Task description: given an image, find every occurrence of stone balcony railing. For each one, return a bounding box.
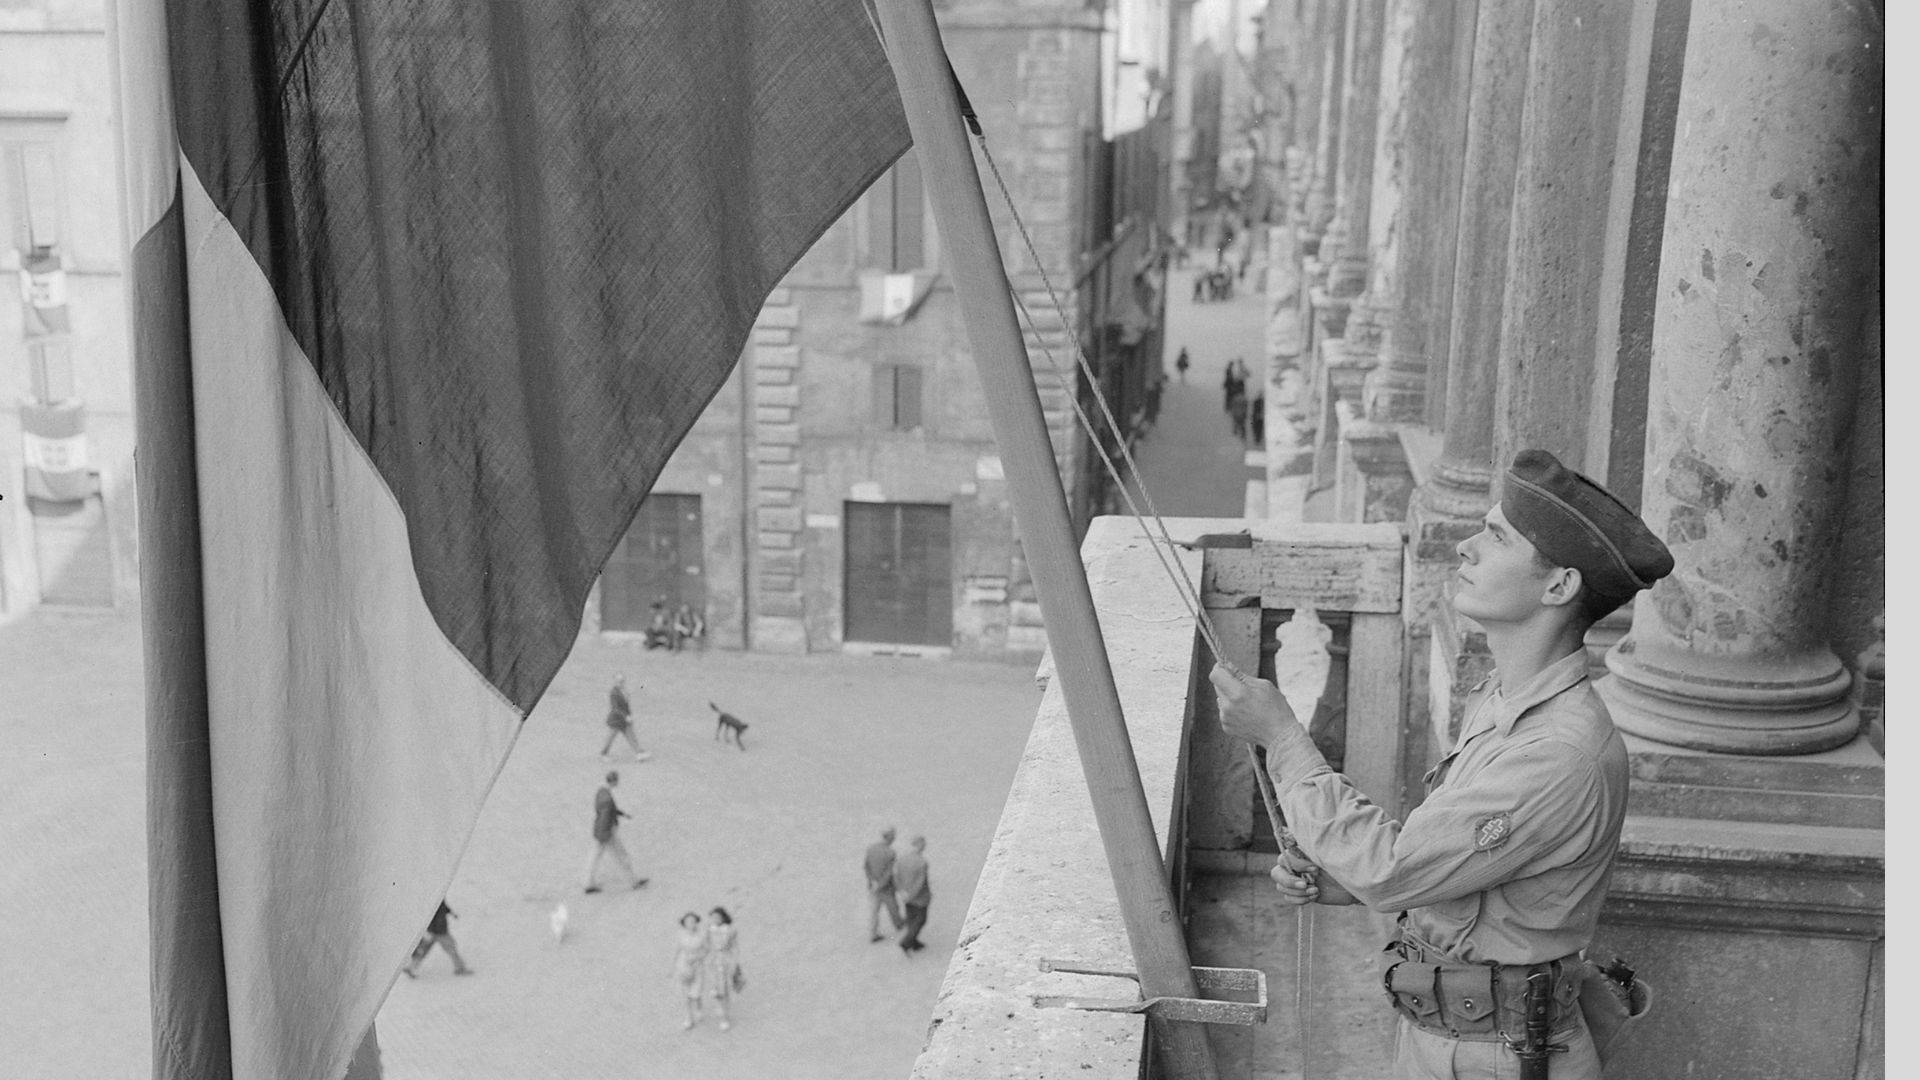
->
[906,517,1201,1078]
[908,516,1406,1079]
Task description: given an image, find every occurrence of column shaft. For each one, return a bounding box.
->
[1419,0,1532,518]
[1303,0,1347,246]
[1325,0,1387,298]
[1363,0,1475,424]
[1491,0,1636,473]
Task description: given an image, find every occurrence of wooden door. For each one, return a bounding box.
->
[600,493,703,632]
[843,502,951,646]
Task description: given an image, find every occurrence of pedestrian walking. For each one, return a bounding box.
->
[1250,393,1266,447]
[402,899,472,978]
[894,835,931,955]
[1222,362,1244,414]
[671,911,709,1030]
[702,906,743,1030]
[583,770,648,893]
[1211,449,1675,1080]
[1174,347,1190,383]
[600,675,650,760]
[864,827,903,942]
[1228,391,1250,443]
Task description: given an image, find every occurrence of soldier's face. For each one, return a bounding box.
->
[1452,504,1555,627]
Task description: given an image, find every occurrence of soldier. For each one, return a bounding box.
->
[1213,449,1672,1080]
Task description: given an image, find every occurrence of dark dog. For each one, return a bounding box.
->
[710,702,748,750]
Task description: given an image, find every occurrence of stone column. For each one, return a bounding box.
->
[1328,0,1411,522]
[1402,0,1532,760]
[1490,0,1636,472]
[1322,0,1386,299]
[1301,0,1347,247]
[1336,0,1407,371]
[1286,0,1325,221]
[1600,0,1879,756]
[1412,0,1530,525]
[1362,0,1476,425]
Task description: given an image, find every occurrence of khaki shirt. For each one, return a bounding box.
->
[1273,649,1628,965]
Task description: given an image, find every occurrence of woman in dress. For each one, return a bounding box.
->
[702,906,742,1031]
[670,911,708,1029]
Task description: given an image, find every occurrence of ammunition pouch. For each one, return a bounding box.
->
[1383,935,1580,1044]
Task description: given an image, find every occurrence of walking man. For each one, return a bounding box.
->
[864,827,903,942]
[1175,348,1191,383]
[1212,450,1673,1079]
[894,835,931,954]
[600,674,649,760]
[583,770,648,893]
[402,899,472,977]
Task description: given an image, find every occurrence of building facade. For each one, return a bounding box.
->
[587,0,1177,659]
[0,0,136,616]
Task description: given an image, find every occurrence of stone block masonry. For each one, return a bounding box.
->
[749,292,809,653]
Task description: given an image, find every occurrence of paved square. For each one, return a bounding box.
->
[1,609,1040,1080]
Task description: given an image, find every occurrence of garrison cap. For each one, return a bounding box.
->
[1501,449,1673,603]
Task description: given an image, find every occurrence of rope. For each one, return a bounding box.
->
[971,132,1235,670]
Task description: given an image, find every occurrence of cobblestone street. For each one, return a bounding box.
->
[1,609,1039,1080]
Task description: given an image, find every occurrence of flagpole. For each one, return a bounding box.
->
[871,3,1219,1076]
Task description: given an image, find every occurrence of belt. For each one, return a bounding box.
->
[1383,933,1581,1044]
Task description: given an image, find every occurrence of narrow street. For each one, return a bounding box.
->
[1126,241,1270,520]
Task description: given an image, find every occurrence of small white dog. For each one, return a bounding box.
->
[550,903,569,943]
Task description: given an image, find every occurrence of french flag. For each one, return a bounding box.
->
[115,2,909,1076]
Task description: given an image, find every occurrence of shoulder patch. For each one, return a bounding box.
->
[1472,812,1514,852]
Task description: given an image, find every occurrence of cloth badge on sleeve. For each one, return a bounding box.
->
[1473,812,1514,852]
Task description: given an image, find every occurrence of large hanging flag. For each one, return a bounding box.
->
[116,2,909,1077]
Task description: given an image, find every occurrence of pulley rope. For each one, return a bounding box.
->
[971,132,1234,670]
[975,122,1317,1080]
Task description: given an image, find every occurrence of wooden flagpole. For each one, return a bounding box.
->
[870,2,1219,1076]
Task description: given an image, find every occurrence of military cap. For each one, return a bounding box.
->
[1501,449,1674,603]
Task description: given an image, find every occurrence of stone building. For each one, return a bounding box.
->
[587,0,1177,659]
[909,2,1883,1078]
[0,0,1178,662]
[0,0,137,615]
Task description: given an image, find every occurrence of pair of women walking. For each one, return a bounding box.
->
[671,906,743,1030]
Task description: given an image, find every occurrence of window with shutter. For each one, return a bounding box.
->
[894,364,923,429]
[865,150,926,271]
[873,363,924,431]
[1,135,62,256]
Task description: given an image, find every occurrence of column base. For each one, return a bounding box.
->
[1600,640,1859,755]
[1329,252,1369,299]
[1334,414,1413,524]
[1361,355,1428,424]
[1409,455,1494,523]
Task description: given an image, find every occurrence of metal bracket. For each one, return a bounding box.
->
[1031,959,1268,1026]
